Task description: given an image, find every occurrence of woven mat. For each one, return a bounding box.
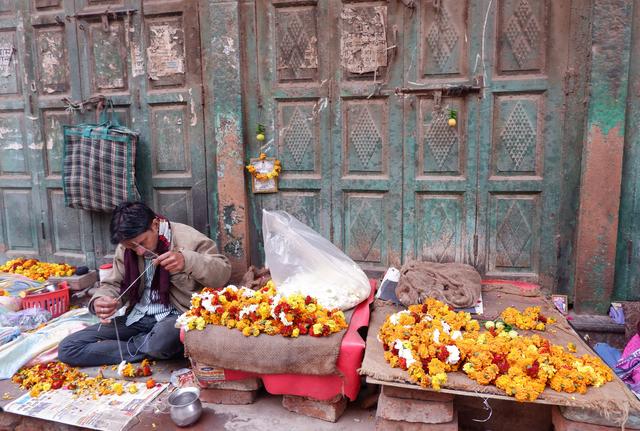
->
[360,284,640,425]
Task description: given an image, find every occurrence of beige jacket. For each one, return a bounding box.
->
[89,222,231,313]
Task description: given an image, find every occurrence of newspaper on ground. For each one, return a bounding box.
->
[3,382,167,431]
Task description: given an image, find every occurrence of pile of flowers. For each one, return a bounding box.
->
[12,361,155,399]
[379,299,613,402]
[177,281,348,337]
[119,359,153,377]
[0,258,75,281]
[498,306,555,330]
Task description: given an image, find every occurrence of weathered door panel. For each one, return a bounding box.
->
[252,0,333,243]
[73,0,208,264]
[401,0,481,267]
[331,0,404,273]
[24,0,95,266]
[0,2,48,262]
[475,0,568,288]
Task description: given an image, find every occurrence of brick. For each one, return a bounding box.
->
[375,412,458,431]
[282,394,348,423]
[560,406,640,430]
[382,385,455,403]
[204,378,262,391]
[199,388,257,405]
[552,406,630,431]
[377,391,454,424]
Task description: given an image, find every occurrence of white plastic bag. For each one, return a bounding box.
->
[262,210,370,310]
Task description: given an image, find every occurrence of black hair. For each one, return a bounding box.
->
[110,201,156,245]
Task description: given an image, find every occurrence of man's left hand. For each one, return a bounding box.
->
[155,251,185,273]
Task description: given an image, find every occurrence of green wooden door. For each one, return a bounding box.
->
[249,0,570,288]
[0,0,209,267]
[402,0,570,289]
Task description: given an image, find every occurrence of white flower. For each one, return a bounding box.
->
[393,339,416,367]
[241,288,255,298]
[433,328,441,344]
[239,304,258,320]
[445,345,460,365]
[442,321,451,334]
[389,310,410,325]
[279,311,293,326]
[451,330,462,340]
[202,294,220,313]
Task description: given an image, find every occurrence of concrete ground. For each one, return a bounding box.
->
[132,392,377,431]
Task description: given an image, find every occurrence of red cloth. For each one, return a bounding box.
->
[182,280,376,401]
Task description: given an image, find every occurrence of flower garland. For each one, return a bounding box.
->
[246,153,282,181]
[0,258,75,281]
[498,306,555,330]
[378,299,612,401]
[177,281,348,338]
[11,361,156,399]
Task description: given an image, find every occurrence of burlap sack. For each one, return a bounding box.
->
[395,261,481,308]
[184,309,353,376]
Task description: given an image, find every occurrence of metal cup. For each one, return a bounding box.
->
[167,387,202,427]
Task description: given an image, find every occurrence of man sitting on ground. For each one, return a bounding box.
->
[59,201,231,366]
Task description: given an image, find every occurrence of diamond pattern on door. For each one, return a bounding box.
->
[350,106,382,168]
[425,111,458,170]
[496,200,532,267]
[505,0,540,67]
[347,195,383,263]
[283,107,312,166]
[500,102,534,169]
[424,203,456,262]
[426,6,459,70]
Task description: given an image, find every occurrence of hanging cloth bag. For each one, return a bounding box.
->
[62,101,140,211]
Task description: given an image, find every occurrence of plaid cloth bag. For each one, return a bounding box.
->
[62,107,140,211]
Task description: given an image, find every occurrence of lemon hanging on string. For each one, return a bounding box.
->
[256,124,266,142]
[448,109,458,127]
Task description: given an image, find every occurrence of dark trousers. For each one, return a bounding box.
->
[58,314,183,367]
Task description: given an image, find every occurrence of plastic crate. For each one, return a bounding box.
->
[21,282,70,318]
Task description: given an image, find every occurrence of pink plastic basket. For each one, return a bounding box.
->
[21,282,70,318]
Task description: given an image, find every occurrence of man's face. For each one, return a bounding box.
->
[121,219,159,258]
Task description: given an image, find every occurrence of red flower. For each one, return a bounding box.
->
[437,345,449,362]
[305,295,313,305]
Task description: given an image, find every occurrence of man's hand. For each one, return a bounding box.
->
[94,296,119,324]
[155,250,185,273]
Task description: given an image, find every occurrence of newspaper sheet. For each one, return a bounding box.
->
[3,382,167,431]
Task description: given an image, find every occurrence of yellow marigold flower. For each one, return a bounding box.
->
[292,328,300,337]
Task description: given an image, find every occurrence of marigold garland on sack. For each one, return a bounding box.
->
[11,360,154,399]
[378,299,613,401]
[177,281,348,337]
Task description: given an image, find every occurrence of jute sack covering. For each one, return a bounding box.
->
[184,309,352,376]
[395,261,481,308]
[360,283,640,428]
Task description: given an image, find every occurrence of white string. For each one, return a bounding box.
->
[472,397,493,422]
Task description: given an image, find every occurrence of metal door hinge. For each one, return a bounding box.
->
[41,222,46,240]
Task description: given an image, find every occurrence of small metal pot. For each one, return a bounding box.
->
[168,387,202,427]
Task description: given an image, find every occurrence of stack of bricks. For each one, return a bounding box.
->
[198,377,261,405]
[552,406,640,431]
[282,394,348,422]
[375,385,458,430]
